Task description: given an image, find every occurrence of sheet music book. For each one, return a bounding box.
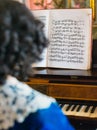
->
[32,9,92,70]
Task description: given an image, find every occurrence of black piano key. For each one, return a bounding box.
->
[84,105,90,112]
[76,105,82,112]
[91,106,96,113]
[65,104,72,111]
[71,105,77,111]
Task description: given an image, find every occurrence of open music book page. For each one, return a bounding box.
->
[32,10,49,67]
[32,9,92,70]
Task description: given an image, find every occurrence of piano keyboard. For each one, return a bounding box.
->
[60,103,97,118]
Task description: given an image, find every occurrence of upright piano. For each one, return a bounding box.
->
[26,68,97,130]
[26,40,97,130]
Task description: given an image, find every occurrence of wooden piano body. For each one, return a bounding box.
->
[26,68,97,130]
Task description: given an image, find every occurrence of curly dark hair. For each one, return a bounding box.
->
[0,0,49,84]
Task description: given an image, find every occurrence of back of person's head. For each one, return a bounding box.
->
[0,0,48,84]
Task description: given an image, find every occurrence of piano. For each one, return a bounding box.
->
[26,68,97,130]
[26,40,97,130]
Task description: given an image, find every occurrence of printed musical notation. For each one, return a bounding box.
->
[48,19,85,64]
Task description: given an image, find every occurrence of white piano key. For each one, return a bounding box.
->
[65,104,79,116]
[90,107,97,118]
[62,104,80,116]
[62,104,70,115]
[59,104,62,108]
[69,105,80,116]
[64,105,75,115]
[83,106,93,117]
[75,105,87,117]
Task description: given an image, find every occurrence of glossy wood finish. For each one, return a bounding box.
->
[26,68,97,101]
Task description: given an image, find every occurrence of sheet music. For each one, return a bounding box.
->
[47,9,92,70]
